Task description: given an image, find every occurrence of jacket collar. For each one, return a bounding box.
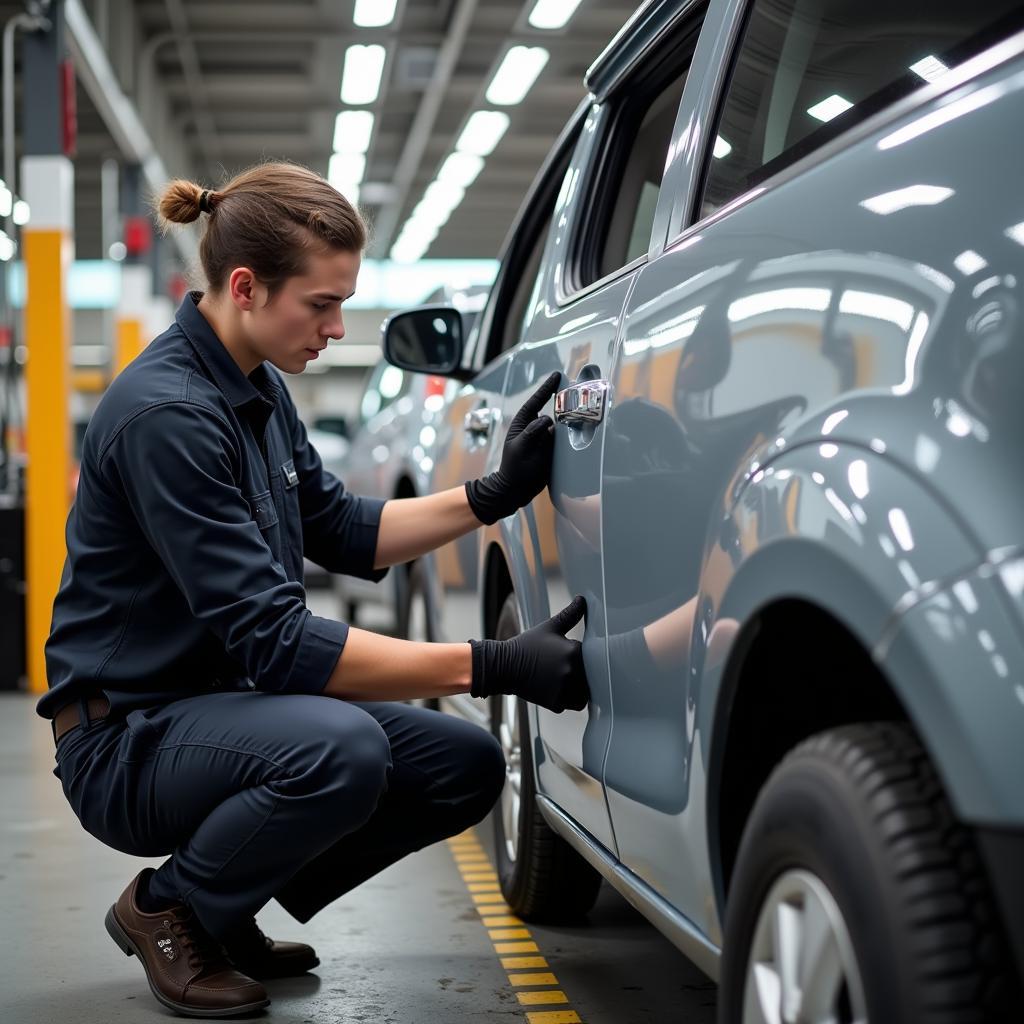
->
[175,291,282,410]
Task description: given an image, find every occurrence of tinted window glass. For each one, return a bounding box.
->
[479,129,579,365]
[579,20,703,287]
[701,1,1023,218]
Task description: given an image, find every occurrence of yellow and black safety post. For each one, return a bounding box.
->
[21,0,74,693]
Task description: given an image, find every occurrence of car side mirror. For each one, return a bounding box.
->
[381,305,471,380]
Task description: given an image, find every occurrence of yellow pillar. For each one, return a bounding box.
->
[114,264,151,375]
[114,317,143,375]
[23,154,74,693]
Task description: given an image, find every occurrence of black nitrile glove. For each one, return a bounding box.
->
[469,596,589,713]
[465,371,561,525]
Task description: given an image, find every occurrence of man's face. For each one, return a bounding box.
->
[245,247,361,375]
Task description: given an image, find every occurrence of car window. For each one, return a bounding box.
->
[498,209,551,357]
[358,361,408,423]
[575,15,706,289]
[478,128,579,366]
[699,0,1023,219]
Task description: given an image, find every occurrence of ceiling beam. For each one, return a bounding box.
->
[162,0,223,172]
[64,0,196,262]
[367,0,480,257]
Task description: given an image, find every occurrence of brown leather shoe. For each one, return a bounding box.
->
[105,869,269,1018]
[221,917,320,979]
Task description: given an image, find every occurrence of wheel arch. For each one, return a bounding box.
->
[700,444,988,923]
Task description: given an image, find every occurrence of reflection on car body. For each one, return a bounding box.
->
[380,1,1024,1020]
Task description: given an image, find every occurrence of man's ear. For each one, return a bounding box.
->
[228,267,257,311]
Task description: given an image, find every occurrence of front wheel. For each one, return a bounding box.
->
[490,592,601,921]
[719,723,1017,1024]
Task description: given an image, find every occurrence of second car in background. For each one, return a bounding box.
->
[332,284,489,639]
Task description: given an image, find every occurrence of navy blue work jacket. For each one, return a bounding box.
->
[38,292,387,720]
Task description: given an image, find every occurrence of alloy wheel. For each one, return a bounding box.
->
[743,868,867,1024]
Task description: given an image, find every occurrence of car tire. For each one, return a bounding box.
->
[399,561,439,711]
[719,722,1016,1024]
[490,592,602,922]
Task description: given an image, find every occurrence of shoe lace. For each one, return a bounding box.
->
[165,911,228,972]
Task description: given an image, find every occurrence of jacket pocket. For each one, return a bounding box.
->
[243,488,279,531]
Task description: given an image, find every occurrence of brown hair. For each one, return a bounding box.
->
[155,161,366,297]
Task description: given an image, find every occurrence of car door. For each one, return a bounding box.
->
[341,359,412,500]
[601,0,1021,940]
[424,125,583,668]
[497,5,710,853]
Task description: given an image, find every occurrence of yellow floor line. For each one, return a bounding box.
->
[446,829,586,1024]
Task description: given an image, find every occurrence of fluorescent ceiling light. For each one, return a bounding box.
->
[12,200,29,225]
[328,154,364,205]
[333,111,374,153]
[807,94,853,122]
[354,0,397,27]
[339,184,361,206]
[860,184,954,215]
[0,231,14,262]
[341,44,386,105]
[1005,222,1024,247]
[329,152,365,187]
[397,219,439,248]
[713,135,732,159]
[392,233,431,264]
[437,152,484,188]
[485,46,549,106]
[408,202,452,231]
[910,55,948,83]
[456,111,510,157]
[953,250,987,275]
[424,180,465,212]
[528,0,583,30]
[0,181,10,218]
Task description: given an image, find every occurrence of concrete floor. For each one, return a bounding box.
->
[1,598,717,1022]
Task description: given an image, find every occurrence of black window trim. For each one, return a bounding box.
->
[469,110,585,373]
[558,5,708,307]
[665,2,1024,249]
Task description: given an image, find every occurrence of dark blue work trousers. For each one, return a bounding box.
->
[53,693,506,941]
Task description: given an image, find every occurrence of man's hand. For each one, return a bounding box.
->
[468,596,589,713]
[465,371,561,525]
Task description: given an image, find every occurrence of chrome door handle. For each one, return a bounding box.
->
[555,380,609,425]
[463,407,496,439]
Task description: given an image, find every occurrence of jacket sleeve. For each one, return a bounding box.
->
[282,392,389,581]
[104,400,348,695]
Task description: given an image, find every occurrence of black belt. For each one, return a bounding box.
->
[53,694,111,744]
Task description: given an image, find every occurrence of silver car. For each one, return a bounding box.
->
[333,285,488,640]
[380,1,1024,1020]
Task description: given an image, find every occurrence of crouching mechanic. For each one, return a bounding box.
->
[37,162,589,1018]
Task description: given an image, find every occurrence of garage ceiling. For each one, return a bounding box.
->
[1,0,641,264]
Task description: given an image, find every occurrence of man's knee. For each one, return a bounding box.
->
[461,726,506,817]
[295,700,392,817]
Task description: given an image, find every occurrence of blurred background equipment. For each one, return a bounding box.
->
[0,0,640,695]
